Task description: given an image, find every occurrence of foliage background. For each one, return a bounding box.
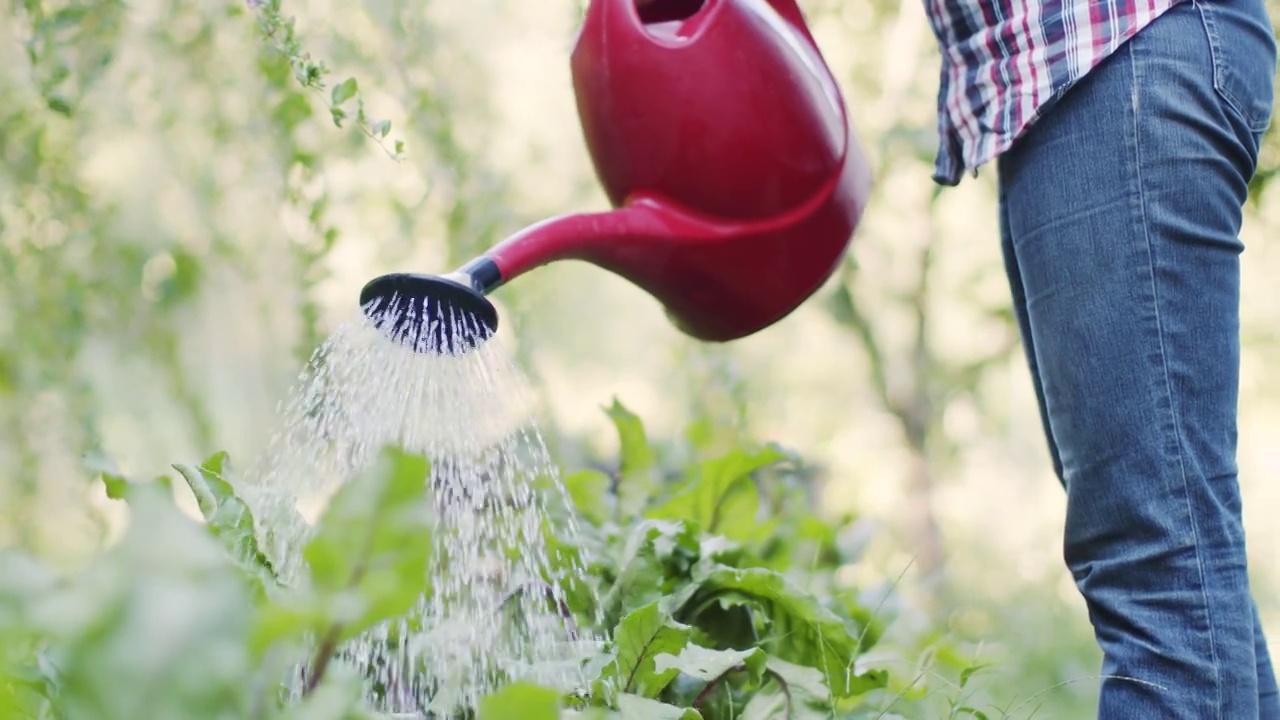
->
[2,0,1278,716]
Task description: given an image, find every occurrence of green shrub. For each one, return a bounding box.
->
[0,399,943,719]
[531,400,893,719]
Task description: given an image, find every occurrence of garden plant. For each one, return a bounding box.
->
[0,401,997,720]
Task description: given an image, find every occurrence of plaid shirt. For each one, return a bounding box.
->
[925,0,1185,185]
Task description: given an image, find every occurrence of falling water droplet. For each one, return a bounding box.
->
[236,300,604,716]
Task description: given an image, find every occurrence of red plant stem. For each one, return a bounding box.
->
[302,624,344,696]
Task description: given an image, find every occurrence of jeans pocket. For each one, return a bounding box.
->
[1196,0,1278,135]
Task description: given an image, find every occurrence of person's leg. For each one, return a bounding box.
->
[1003,171,1279,720]
[998,192,1063,485]
[995,1,1277,717]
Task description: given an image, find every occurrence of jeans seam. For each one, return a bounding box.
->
[1126,39,1224,717]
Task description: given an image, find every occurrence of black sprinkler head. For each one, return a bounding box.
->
[359,268,500,355]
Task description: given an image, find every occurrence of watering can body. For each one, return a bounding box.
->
[486,0,872,342]
[361,0,872,351]
[575,0,849,222]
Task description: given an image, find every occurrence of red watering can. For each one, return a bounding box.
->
[361,0,873,354]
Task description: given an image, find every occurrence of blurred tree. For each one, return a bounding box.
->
[811,0,1019,601]
[0,0,521,560]
[2,0,134,553]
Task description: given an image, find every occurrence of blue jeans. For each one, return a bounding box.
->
[996,1,1279,717]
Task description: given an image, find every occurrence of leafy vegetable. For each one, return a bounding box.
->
[740,656,836,720]
[479,681,562,720]
[653,643,767,685]
[253,447,435,675]
[173,451,281,597]
[563,469,613,526]
[546,402,897,718]
[680,565,887,697]
[0,402,928,719]
[606,398,659,518]
[302,447,433,634]
[604,601,692,698]
[616,694,700,719]
[648,445,788,541]
[29,484,257,720]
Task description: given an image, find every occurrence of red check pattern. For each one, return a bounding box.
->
[924,0,1184,185]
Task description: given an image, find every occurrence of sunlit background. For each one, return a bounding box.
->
[2,0,1278,715]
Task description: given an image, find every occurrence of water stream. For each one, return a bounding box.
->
[238,302,601,716]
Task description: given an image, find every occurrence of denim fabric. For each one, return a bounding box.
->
[994,0,1279,717]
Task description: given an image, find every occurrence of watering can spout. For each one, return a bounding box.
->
[360,0,873,354]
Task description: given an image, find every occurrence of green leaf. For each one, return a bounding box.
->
[100,474,129,499]
[279,665,371,720]
[958,662,991,689]
[272,90,313,130]
[741,656,833,720]
[606,601,692,698]
[85,449,170,500]
[83,448,127,497]
[172,451,224,517]
[302,446,433,640]
[563,710,617,720]
[740,688,790,720]
[605,399,657,516]
[617,694,700,719]
[648,445,787,541]
[330,76,357,105]
[172,452,280,596]
[249,598,330,657]
[653,643,766,685]
[609,520,700,615]
[479,681,562,720]
[46,94,72,116]
[762,656,829,699]
[680,589,761,651]
[31,484,254,720]
[700,535,747,566]
[681,566,887,698]
[371,119,391,138]
[564,469,612,525]
[49,5,90,28]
